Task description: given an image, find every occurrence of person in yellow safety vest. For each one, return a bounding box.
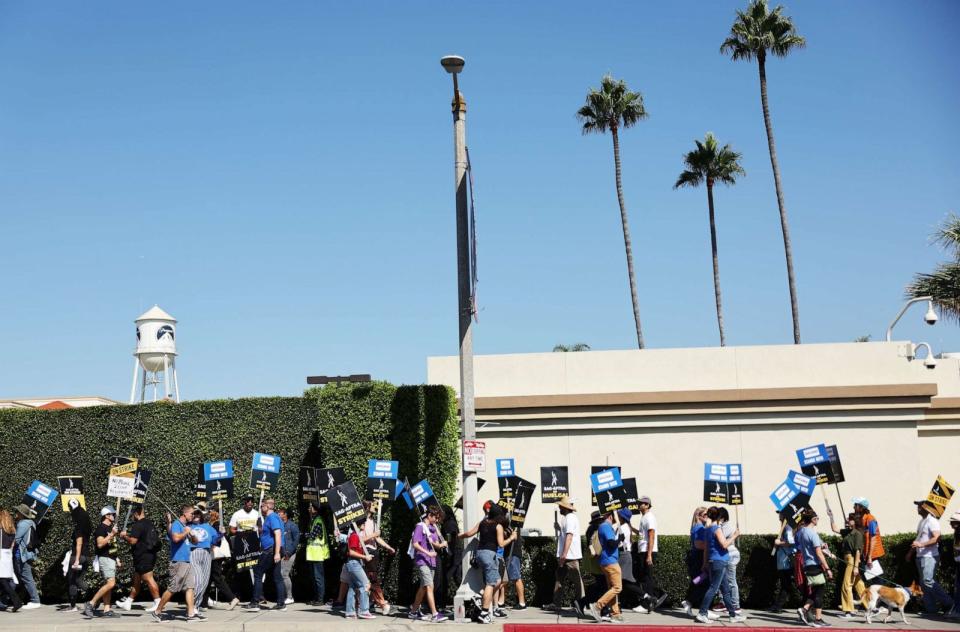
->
[305,501,331,606]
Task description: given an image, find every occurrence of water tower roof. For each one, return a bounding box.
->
[135,305,176,323]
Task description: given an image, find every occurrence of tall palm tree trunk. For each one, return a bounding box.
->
[758,55,801,344]
[706,181,726,346]
[611,126,644,349]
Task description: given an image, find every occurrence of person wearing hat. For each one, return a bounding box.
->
[228,494,260,600]
[852,497,884,581]
[635,495,667,613]
[908,500,954,615]
[304,501,331,606]
[551,496,585,615]
[13,504,41,609]
[949,511,960,619]
[83,506,121,619]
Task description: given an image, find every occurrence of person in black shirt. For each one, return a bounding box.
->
[117,505,161,612]
[66,500,92,612]
[83,506,121,619]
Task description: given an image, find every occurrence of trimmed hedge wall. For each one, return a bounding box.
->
[0,383,460,605]
[513,532,956,611]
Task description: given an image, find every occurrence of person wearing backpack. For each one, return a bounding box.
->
[13,505,41,609]
[117,505,161,612]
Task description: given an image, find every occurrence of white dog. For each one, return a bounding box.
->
[859,584,911,625]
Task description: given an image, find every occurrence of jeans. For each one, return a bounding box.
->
[635,552,666,608]
[722,560,740,610]
[699,559,736,617]
[280,557,294,601]
[596,563,622,616]
[15,557,40,603]
[252,551,285,605]
[916,556,954,613]
[344,559,369,616]
[309,560,325,603]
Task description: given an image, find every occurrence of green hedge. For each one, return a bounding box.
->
[0,383,460,605]
[513,532,956,611]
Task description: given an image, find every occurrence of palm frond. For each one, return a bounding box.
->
[576,74,647,135]
[907,263,960,324]
[721,0,804,62]
[674,133,745,190]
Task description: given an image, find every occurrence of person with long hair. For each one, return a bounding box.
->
[768,511,799,613]
[717,507,742,615]
[202,509,239,610]
[0,509,22,612]
[359,501,395,615]
[681,506,710,616]
[459,502,516,624]
[796,509,833,627]
[694,507,744,624]
[65,499,92,612]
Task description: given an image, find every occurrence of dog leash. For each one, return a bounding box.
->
[824,550,910,591]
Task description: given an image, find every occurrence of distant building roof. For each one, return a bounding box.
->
[0,396,120,410]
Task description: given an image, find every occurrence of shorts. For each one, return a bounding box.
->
[475,549,500,586]
[168,561,193,593]
[416,564,435,587]
[507,555,521,582]
[98,557,117,580]
[134,555,156,574]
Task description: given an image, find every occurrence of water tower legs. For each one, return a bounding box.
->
[129,357,140,404]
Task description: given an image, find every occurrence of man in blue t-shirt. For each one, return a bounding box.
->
[587,512,622,622]
[245,498,286,612]
[151,505,201,623]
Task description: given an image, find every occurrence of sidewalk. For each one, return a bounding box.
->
[0,602,954,631]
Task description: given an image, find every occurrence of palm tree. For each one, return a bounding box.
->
[553,343,592,352]
[908,214,960,322]
[721,0,806,344]
[577,75,649,349]
[674,133,745,346]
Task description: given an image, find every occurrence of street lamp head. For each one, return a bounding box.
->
[440,55,465,74]
[924,301,938,325]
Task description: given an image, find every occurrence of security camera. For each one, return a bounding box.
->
[924,355,938,369]
[924,302,938,325]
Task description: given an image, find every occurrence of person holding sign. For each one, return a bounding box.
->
[458,503,514,625]
[245,498,286,612]
[586,511,622,623]
[83,506,121,619]
[13,505,41,609]
[188,507,221,614]
[852,497,884,581]
[117,505,162,613]
[65,500,92,613]
[151,505,201,623]
[344,519,377,620]
[551,496,585,615]
[829,512,865,620]
[694,507,744,624]
[635,495,667,613]
[304,501,330,606]
[408,505,448,622]
[908,501,955,615]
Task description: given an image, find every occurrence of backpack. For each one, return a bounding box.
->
[25,524,39,553]
[143,522,162,554]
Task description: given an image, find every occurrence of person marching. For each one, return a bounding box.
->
[117,504,161,612]
[65,500,92,613]
[949,512,960,619]
[245,498,285,612]
[828,512,864,620]
[152,504,202,623]
[410,505,448,622]
[0,510,22,613]
[201,509,239,610]
[635,496,668,612]
[768,512,799,613]
[304,501,330,606]
[12,505,41,609]
[278,507,299,605]
[586,510,622,623]
[188,506,220,613]
[852,497,884,583]
[681,506,710,616]
[694,506,745,624]
[360,501,395,615]
[908,500,955,615]
[795,509,833,628]
[83,506,121,619]
[459,502,512,624]
[551,496,585,614]
[343,515,376,620]
[228,493,260,600]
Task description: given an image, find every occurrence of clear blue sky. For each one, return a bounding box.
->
[1,1,958,401]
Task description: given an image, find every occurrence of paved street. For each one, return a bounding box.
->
[0,602,955,631]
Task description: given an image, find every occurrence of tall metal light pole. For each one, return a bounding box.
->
[886,295,938,341]
[441,54,479,619]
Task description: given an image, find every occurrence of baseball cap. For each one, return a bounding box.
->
[617,508,633,523]
[949,511,960,523]
[852,496,869,509]
[101,505,117,517]
[242,493,255,501]
[638,495,652,506]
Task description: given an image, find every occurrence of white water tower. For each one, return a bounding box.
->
[129,305,180,403]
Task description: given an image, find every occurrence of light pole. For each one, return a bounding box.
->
[441,54,479,620]
[885,296,938,341]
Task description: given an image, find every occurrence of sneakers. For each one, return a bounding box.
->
[228,598,240,611]
[358,612,376,619]
[151,611,170,623]
[572,600,584,617]
[284,598,294,605]
[431,613,448,623]
[116,598,133,611]
[682,600,694,616]
[587,602,602,622]
[102,610,120,618]
[478,612,492,624]
[654,592,669,610]
[493,607,509,618]
[146,599,161,613]
[633,604,650,613]
[707,611,721,620]
[381,603,391,616]
[83,603,96,619]
[815,619,832,627]
[695,613,712,624]
[836,612,855,620]
[244,603,261,612]
[22,602,42,610]
[344,613,357,619]
[408,606,422,620]
[601,614,612,622]
[729,614,748,623]
[271,604,288,612]
[798,607,809,626]
[514,603,527,610]
[191,611,207,620]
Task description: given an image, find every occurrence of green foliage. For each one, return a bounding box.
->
[908,213,960,323]
[674,133,746,190]
[721,0,806,62]
[0,384,460,604]
[553,343,591,352]
[517,533,955,610]
[576,75,648,135]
